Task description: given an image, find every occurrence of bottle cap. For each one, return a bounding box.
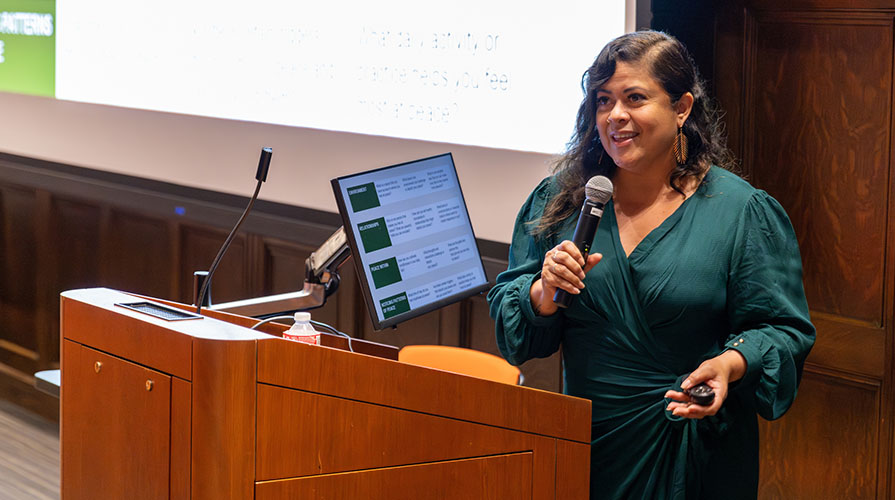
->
[293,311,311,323]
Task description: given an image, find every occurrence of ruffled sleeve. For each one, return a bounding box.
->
[725,191,816,420]
[487,177,566,366]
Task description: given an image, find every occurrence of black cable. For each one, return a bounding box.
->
[195,179,262,314]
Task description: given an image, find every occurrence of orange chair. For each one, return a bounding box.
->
[398,345,523,385]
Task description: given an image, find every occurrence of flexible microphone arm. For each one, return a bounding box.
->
[195,147,272,314]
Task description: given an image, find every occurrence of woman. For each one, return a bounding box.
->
[487,31,815,499]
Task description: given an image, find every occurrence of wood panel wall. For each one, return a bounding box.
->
[715,2,895,498]
[0,154,562,421]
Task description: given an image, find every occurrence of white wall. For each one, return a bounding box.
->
[0,91,557,244]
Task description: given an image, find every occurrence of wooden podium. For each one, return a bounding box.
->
[60,288,591,499]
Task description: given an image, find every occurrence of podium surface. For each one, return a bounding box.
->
[60,288,591,499]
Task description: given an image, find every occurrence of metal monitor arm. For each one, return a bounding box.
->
[195,227,350,318]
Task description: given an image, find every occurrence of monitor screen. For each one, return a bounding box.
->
[332,153,489,330]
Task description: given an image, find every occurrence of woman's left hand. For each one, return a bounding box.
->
[664,350,747,419]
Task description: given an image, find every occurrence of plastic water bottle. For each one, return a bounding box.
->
[283,312,320,345]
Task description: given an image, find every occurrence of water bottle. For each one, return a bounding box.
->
[283,312,320,345]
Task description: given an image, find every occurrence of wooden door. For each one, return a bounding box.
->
[715,2,895,497]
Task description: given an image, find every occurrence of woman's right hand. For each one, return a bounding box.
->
[529,240,602,316]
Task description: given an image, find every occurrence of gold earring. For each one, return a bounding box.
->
[673,127,688,165]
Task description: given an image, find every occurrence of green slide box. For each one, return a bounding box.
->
[0,0,56,97]
[357,217,391,253]
[370,257,402,289]
[347,182,380,212]
[380,292,410,319]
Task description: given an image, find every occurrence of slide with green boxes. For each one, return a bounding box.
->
[0,0,55,97]
[336,154,487,324]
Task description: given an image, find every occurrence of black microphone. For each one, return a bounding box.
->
[553,175,614,308]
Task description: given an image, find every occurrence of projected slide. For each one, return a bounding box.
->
[0,0,626,154]
[0,1,55,97]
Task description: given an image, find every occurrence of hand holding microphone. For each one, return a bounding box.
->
[551,176,614,308]
[532,176,613,316]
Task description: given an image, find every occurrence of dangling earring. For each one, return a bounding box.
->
[598,148,605,165]
[673,127,688,165]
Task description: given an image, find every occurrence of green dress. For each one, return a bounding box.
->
[487,167,815,499]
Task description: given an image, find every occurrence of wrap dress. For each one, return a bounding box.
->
[487,166,815,499]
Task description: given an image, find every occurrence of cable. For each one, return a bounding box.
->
[311,320,354,353]
[249,315,355,353]
[250,314,293,330]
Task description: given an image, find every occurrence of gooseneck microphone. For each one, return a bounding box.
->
[195,147,272,314]
[553,175,614,308]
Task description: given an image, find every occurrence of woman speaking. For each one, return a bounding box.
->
[487,31,815,499]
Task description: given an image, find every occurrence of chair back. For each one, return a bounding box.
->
[398,345,522,385]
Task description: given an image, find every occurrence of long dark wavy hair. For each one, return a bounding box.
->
[533,30,736,237]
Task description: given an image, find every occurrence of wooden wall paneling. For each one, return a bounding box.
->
[51,197,104,291]
[246,233,266,300]
[466,295,497,355]
[439,301,463,346]
[0,184,58,420]
[336,257,363,335]
[102,208,176,299]
[261,237,309,296]
[886,34,895,499]
[167,219,183,303]
[34,189,55,377]
[715,4,895,497]
[758,370,880,499]
[713,2,747,162]
[48,195,105,367]
[360,306,442,347]
[745,12,891,325]
[745,11,893,497]
[178,224,252,304]
[0,185,41,376]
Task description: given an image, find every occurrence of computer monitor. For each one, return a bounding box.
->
[331,153,490,330]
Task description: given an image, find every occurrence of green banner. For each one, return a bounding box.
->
[380,292,410,319]
[0,0,56,97]
[347,182,380,212]
[357,217,391,253]
[369,256,402,289]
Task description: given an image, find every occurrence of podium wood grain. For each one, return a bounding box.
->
[255,453,534,499]
[60,288,591,499]
[62,342,171,500]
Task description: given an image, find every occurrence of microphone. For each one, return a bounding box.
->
[195,147,272,314]
[553,175,614,308]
